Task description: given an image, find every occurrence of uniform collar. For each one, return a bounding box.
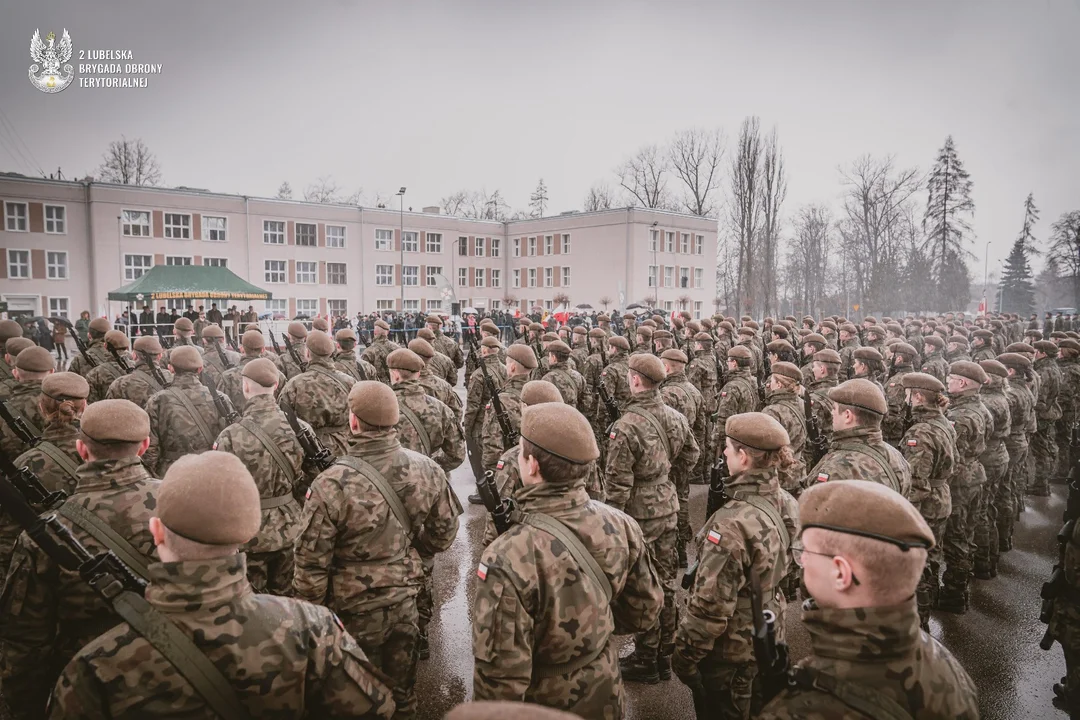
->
[75,455,153,492]
[663,371,688,384]
[242,393,278,416]
[394,378,425,396]
[518,477,591,514]
[801,598,920,661]
[628,388,663,407]
[832,425,884,443]
[728,466,780,495]
[147,554,252,612]
[172,373,201,389]
[348,428,402,456]
[307,355,333,370]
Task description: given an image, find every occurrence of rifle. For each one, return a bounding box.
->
[281,402,336,474]
[901,401,915,436]
[804,390,828,467]
[227,334,240,353]
[0,399,41,450]
[51,316,96,370]
[476,470,516,536]
[1041,462,1080,650]
[467,331,516,446]
[211,339,234,371]
[107,344,134,375]
[282,333,309,373]
[749,568,791,703]
[199,371,240,425]
[759,352,772,405]
[268,328,284,357]
[139,351,172,389]
[0,447,65,510]
[887,355,898,380]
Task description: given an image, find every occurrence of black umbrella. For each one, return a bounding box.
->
[625,303,644,310]
[575,303,594,310]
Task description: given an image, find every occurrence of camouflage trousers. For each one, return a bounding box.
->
[975,456,1009,574]
[916,516,949,628]
[698,661,756,720]
[692,420,714,485]
[246,547,294,596]
[674,470,691,563]
[942,483,983,595]
[1057,418,1076,480]
[1030,419,1058,495]
[635,519,678,660]
[999,443,1028,549]
[417,555,435,639]
[341,600,420,720]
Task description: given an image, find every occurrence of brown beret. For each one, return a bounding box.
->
[800,479,934,550]
[608,336,630,352]
[726,412,790,451]
[686,321,702,333]
[542,332,559,343]
[480,321,499,333]
[949,360,988,385]
[828,379,888,416]
[241,330,265,352]
[520,403,599,465]
[202,324,224,339]
[979,359,1009,379]
[312,317,329,332]
[1034,340,1059,356]
[745,320,760,330]
[88,317,111,333]
[1060,339,1080,354]
[922,335,944,351]
[840,323,858,334]
[158,452,262,545]
[948,335,969,349]
[864,326,885,339]
[507,344,539,369]
[853,347,882,362]
[820,320,837,332]
[973,329,993,340]
[481,336,503,350]
[771,325,789,339]
[719,321,734,332]
[287,322,308,340]
[529,322,544,332]
[886,323,903,335]
[1006,342,1035,354]
[653,329,673,340]
[622,313,635,321]
[863,316,877,324]
[891,342,918,358]
[374,320,391,331]
[547,340,570,355]
[587,328,606,339]
[241,357,280,387]
[813,348,842,365]
[629,353,666,383]
[41,372,89,401]
[335,328,357,343]
[416,327,435,341]
[81,399,150,444]
[133,335,163,355]
[0,319,23,342]
[387,348,425,373]
[597,314,611,322]
[408,338,435,359]
[5,337,35,358]
[521,380,564,406]
[661,349,688,365]
[571,326,588,336]
[169,346,203,372]
[636,326,654,339]
[803,333,827,347]
[15,346,55,372]
[901,372,944,394]
[737,327,756,338]
[766,339,794,354]
[174,317,194,333]
[771,361,802,382]
[306,330,335,357]
[104,329,130,350]
[728,345,753,360]
[693,332,713,343]
[348,381,399,427]
[1052,331,1069,340]
[997,352,1031,370]
[425,315,443,325]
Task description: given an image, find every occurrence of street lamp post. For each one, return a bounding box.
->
[982,240,991,314]
[397,187,406,311]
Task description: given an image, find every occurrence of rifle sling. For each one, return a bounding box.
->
[832,441,901,492]
[335,456,414,548]
[310,365,354,395]
[34,441,81,483]
[626,408,672,460]
[56,501,151,582]
[238,417,296,485]
[166,388,217,447]
[111,591,252,720]
[398,404,432,456]
[793,666,913,720]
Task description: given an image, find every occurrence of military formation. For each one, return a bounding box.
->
[0,307,1077,718]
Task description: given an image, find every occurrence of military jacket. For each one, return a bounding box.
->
[838,338,861,380]
[1035,356,1063,421]
[85,360,126,404]
[806,426,912,498]
[1005,378,1035,450]
[277,357,355,457]
[947,392,988,489]
[808,377,838,447]
[431,331,464,370]
[543,361,586,411]
[580,352,605,419]
[201,342,241,386]
[900,405,957,521]
[881,365,914,444]
[105,362,172,409]
[979,380,1011,468]
[481,374,529,471]
[68,339,111,378]
[393,379,466,473]
[360,337,400,384]
[920,351,949,385]
[160,337,203,371]
[715,369,760,447]
[465,356,508,435]
[687,350,720,410]
[600,353,632,415]
[945,348,972,365]
[763,389,807,492]
[333,348,378,383]
[270,338,307,381]
[219,355,287,414]
[429,350,458,387]
[0,353,12,383]
[47,554,395,720]
[0,379,43,458]
[419,367,463,420]
[1059,356,1080,425]
[660,372,704,439]
[144,373,225,476]
[971,344,996,363]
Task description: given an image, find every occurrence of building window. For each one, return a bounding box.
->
[562,267,571,287]
[166,256,192,266]
[664,300,674,312]
[124,254,152,281]
[681,233,690,253]
[203,257,228,267]
[44,205,66,234]
[650,228,658,252]
[7,249,29,278]
[47,250,68,279]
[164,299,188,311]
[425,233,442,253]
[376,264,394,286]
[696,235,704,255]
[694,301,703,318]
[265,260,286,283]
[264,220,285,245]
[375,229,393,251]
[403,266,418,287]
[528,268,537,288]
[265,299,286,315]
[296,261,317,284]
[203,215,226,242]
[545,300,554,311]
[513,269,521,288]
[664,266,674,288]
[426,266,442,286]
[475,268,485,287]
[528,237,536,256]
[122,210,151,237]
[475,237,485,257]
[4,202,27,232]
[164,213,191,239]
[694,267,704,288]
[49,297,69,318]
[427,299,443,312]
[491,238,501,257]
[458,236,468,256]
[327,225,346,248]
[296,299,318,317]
[513,238,520,257]
[403,299,419,312]
[327,262,347,284]
[648,265,657,288]
[402,231,418,252]
[679,267,690,288]
[543,267,552,287]
[296,222,317,247]
[376,300,394,311]
[491,269,501,288]
[328,299,348,316]
[665,231,675,253]
[544,235,553,255]
[458,268,467,287]
[490,299,501,311]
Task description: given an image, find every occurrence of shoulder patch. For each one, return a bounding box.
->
[816,472,830,483]
[609,430,617,440]
[477,562,489,581]
[305,487,313,501]
[212,442,218,450]
[721,391,728,397]
[485,402,491,410]
[332,613,346,632]
[496,460,505,470]
[907,439,918,447]
[707,529,722,544]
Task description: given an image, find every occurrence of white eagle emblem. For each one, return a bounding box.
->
[29,29,74,94]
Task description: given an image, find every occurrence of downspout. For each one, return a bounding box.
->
[84,181,98,316]
[624,207,632,309]
[357,206,365,314]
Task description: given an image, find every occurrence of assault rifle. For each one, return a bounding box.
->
[227,334,240,353]
[467,331,516,446]
[0,448,66,511]
[0,399,41,450]
[268,328,284,357]
[282,333,308,373]
[211,339,234,371]
[199,371,240,426]
[476,469,516,536]
[804,390,828,467]
[281,402,336,474]
[50,316,96,370]
[887,354,899,380]
[750,568,790,703]
[140,351,172,389]
[107,343,134,375]
[901,401,915,437]
[759,352,772,405]
[1041,458,1080,650]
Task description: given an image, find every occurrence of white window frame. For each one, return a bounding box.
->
[326,224,346,249]
[664,300,674,312]
[427,299,443,311]
[402,265,419,287]
[561,267,570,287]
[265,299,287,315]
[544,235,553,255]
[648,265,657,288]
[328,299,348,316]
[491,268,501,288]
[544,267,553,287]
[528,268,537,288]
[694,301,703,319]
[124,253,153,281]
[681,233,690,253]
[545,300,554,311]
[203,257,228,267]
[376,299,395,312]
[650,228,658,252]
[203,215,227,242]
[513,269,521,288]
[664,266,674,288]
[7,249,30,278]
[48,297,70,318]
[46,250,68,279]
[4,202,27,232]
[402,231,419,253]
[696,235,704,255]
[425,232,442,253]
[475,267,485,287]
[490,299,501,311]
[665,231,675,253]
[296,298,318,317]
[375,228,394,251]
[561,233,570,254]
[296,222,317,247]
[680,267,690,289]
[264,259,286,284]
[296,260,317,284]
[458,236,468,256]
[263,220,285,245]
[491,238,501,257]
[475,237,485,257]
[403,299,420,312]
[122,209,151,237]
[513,238,521,257]
[694,267,704,288]
[327,262,347,285]
[528,237,536,256]
[426,266,442,286]
[163,213,191,240]
[44,204,66,234]
[375,264,394,286]
[165,255,193,266]
[458,267,468,287]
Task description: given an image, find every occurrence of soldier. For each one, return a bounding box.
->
[1048,497,1080,714]
[84,330,131,403]
[219,329,287,413]
[686,331,720,481]
[632,325,654,357]
[1030,340,1063,496]
[11,372,86,497]
[542,340,586,410]
[277,330,355,457]
[762,361,808,497]
[798,333,827,386]
[805,379,912,497]
[465,337,509,489]
[0,338,36,401]
[568,325,590,372]
[974,359,1011,581]
[472,402,663,717]
[199,323,239,385]
[675,413,797,718]
[851,346,885,390]
[334,328,378,382]
[48,451,395,719]
[68,317,112,377]
[0,319,24,382]
[466,321,505,381]
[0,346,54,458]
[659,348,704,565]
[160,317,202,369]
[881,342,919,446]
[579,328,608,424]
[425,313,464,377]
[362,319,400,384]
[272,321,309,381]
[294,381,460,718]
[144,346,225,476]
[607,354,700,684]
[481,344,537,472]
[105,335,173,408]
[921,335,949,384]
[971,329,996,362]
[388,348,466,475]
[418,327,458,387]
[806,349,842,450]
[600,336,633,414]
[0,400,160,718]
[819,320,838,351]
[597,313,614,337]
[757,481,979,720]
[946,335,973,364]
[898,372,957,629]
[714,345,761,455]
[212,358,304,594]
[1057,339,1080,481]
[409,338,462,420]
[837,323,861,380]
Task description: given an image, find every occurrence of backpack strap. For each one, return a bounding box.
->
[311,365,354,395]
[740,493,791,589]
[238,417,296,484]
[166,388,216,446]
[335,456,413,542]
[34,441,80,484]
[56,501,151,581]
[793,666,914,720]
[626,408,672,460]
[398,404,432,457]
[833,441,901,491]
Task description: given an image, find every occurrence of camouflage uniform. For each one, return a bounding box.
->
[1049,516,1080,714]
[293,429,460,718]
[542,360,587,411]
[428,350,458,388]
[0,379,44,460]
[762,388,807,495]
[714,369,760,451]
[838,337,861,380]
[272,338,307,381]
[972,343,996,363]
[144,374,226,477]
[160,336,202,370]
[975,376,1011,578]
[688,348,720,482]
[213,393,305,594]
[85,359,126,404]
[660,368,705,563]
[105,360,172,409]
[1000,373,1035,551]
[940,391,988,611]
[674,467,793,720]
[900,405,957,627]
[472,478,664,718]
[430,330,464,374]
[921,349,949,385]
[201,340,241,386]
[361,337,401,385]
[804,426,913,498]
[807,376,838,449]
[68,339,111,378]
[219,355,287,414]
[481,374,529,472]
[881,364,915,446]
[599,352,632,412]
[393,378,466,474]
[1056,353,1080,480]
[758,600,979,720]
[418,364,462,420]
[334,348,378,383]
[0,456,159,718]
[277,356,356,457]
[47,554,395,719]
[464,355,508,479]
[1030,355,1062,495]
[606,389,700,666]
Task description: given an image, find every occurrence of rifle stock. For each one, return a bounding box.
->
[468,331,516,447]
[0,399,41,450]
[281,402,335,473]
[476,469,516,535]
[212,339,234,371]
[107,344,135,375]
[199,372,240,425]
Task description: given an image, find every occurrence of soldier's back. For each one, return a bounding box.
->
[85,361,125,403]
[277,361,354,455]
[808,427,912,497]
[144,376,224,475]
[106,366,172,409]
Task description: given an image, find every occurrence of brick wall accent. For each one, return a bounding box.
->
[152,211,164,238]
[287,221,295,246]
[319,261,326,284]
[288,259,296,283]
[318,223,326,247]
[191,213,201,240]
[28,203,43,233]
[154,253,165,266]
[31,249,45,279]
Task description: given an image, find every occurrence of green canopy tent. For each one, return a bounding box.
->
[107,265,273,303]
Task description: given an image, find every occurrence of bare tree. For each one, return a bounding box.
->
[304,176,343,203]
[276,181,293,200]
[728,117,764,316]
[1048,210,1080,308]
[789,204,834,317]
[553,292,571,308]
[482,189,510,221]
[670,127,725,216]
[530,179,549,218]
[599,295,612,311]
[616,144,671,209]
[583,182,615,212]
[678,294,692,310]
[97,136,161,186]
[440,190,470,217]
[757,127,787,315]
[503,294,518,308]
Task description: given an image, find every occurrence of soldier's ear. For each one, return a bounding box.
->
[137,437,151,457]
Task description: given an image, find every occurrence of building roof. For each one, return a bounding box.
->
[107,265,272,302]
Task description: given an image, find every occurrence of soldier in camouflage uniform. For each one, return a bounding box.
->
[199,323,240,386]
[334,328,378,382]
[675,413,796,719]
[213,358,304,594]
[409,338,462,420]
[807,349,841,450]
[105,335,172,409]
[48,451,395,719]
[762,361,808,497]
[837,323,861,381]
[687,332,720,483]
[799,333,828,388]
[0,319,23,382]
[804,379,912,497]
[659,349,704,566]
[920,335,949,384]
[567,325,589,373]
[361,320,400,384]
[898,372,956,629]
[160,317,202,370]
[472,402,663,718]
[599,336,632,417]
[465,321,504,382]
[974,359,1011,580]
[632,326,654,357]
[271,321,310,381]
[971,329,996,362]
[998,353,1036,552]
[1055,339,1080,481]
[0,400,160,718]
[881,342,918,446]
[851,346,885,392]
[144,346,225,477]
[758,481,979,720]
[85,330,131,403]
[67,317,112,378]
[388,348,465,475]
[294,381,460,718]
[714,345,761,455]
[418,327,458,387]
[946,335,973,365]
[0,346,53,459]
[0,337,36,401]
[1030,340,1063,496]
[425,314,464,378]
[219,329,287,412]
[465,337,509,488]
[542,340,586,411]
[277,330,355,457]
[481,344,537,472]
[608,354,700,683]
[579,328,608,425]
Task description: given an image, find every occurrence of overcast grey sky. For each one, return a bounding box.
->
[3,0,1077,276]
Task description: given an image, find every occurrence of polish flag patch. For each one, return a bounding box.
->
[477,562,489,581]
[816,473,830,483]
[212,442,218,450]
[707,530,722,544]
[721,391,728,398]
[305,488,313,501]
[496,460,505,470]
[609,430,617,440]
[907,439,918,447]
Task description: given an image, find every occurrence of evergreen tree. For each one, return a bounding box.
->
[1017,192,1040,254]
[276,181,293,200]
[997,239,1035,315]
[529,178,549,218]
[922,136,975,310]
